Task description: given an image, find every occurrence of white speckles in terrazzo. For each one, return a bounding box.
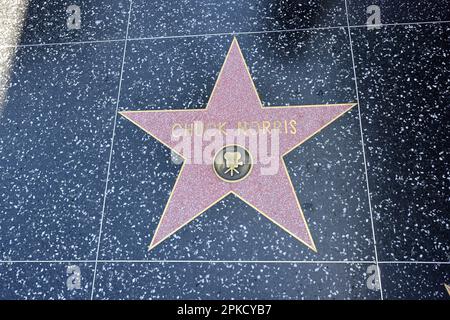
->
[347,0,450,25]
[93,262,379,300]
[0,0,448,300]
[129,0,347,39]
[1,0,131,45]
[0,42,123,260]
[352,24,450,262]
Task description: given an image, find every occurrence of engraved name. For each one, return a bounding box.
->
[171,120,297,137]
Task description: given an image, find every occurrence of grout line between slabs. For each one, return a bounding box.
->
[1,260,448,264]
[344,0,384,300]
[89,0,134,301]
[1,20,449,48]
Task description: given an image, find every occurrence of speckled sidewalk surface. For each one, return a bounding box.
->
[0,0,448,300]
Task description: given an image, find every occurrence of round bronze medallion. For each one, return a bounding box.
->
[213,145,252,182]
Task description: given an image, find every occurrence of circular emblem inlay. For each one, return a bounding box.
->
[213,145,252,182]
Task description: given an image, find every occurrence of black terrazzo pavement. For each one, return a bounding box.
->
[0,0,448,300]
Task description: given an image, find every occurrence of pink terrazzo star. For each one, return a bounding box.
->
[120,38,356,251]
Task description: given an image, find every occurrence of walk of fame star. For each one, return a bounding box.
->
[120,38,356,251]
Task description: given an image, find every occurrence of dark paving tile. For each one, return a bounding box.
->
[236,31,356,105]
[120,36,228,111]
[347,0,450,25]
[100,31,375,261]
[380,263,450,300]
[285,109,375,260]
[128,0,347,39]
[0,42,123,260]
[1,0,130,45]
[351,24,450,261]
[0,262,94,300]
[120,31,356,110]
[93,262,380,299]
